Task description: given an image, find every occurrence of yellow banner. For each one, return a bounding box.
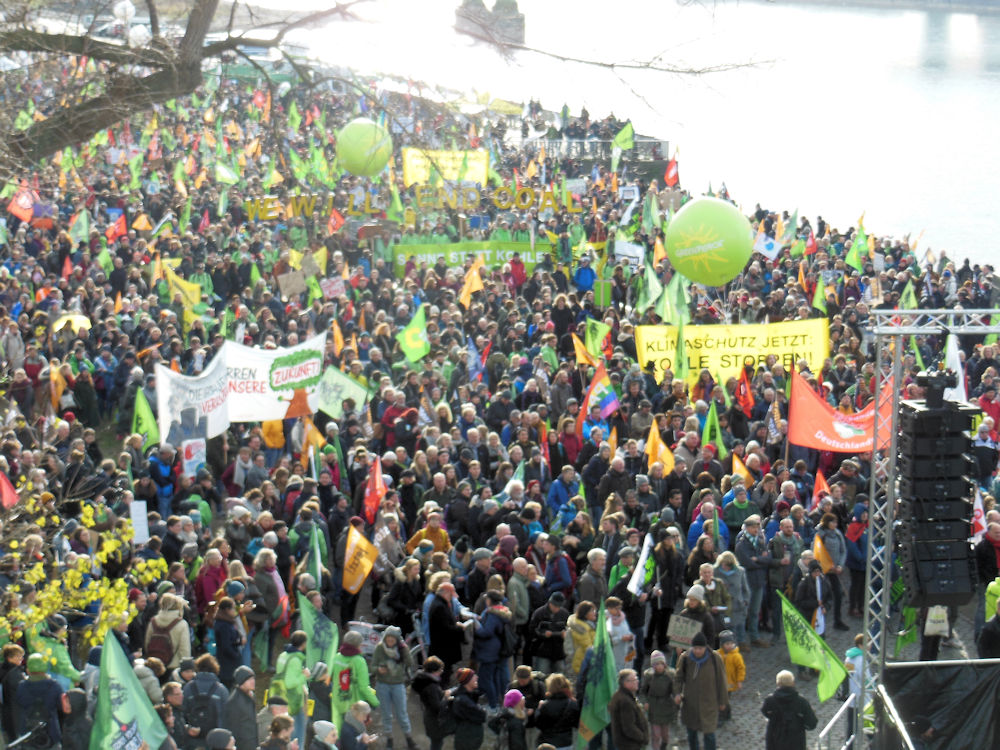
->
[635,318,829,385]
[342,525,378,594]
[401,148,489,186]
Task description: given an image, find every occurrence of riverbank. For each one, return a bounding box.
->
[751,0,1000,14]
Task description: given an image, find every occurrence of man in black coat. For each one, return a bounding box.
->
[608,669,649,750]
[528,592,569,673]
[221,666,258,750]
[761,670,818,750]
[427,582,466,683]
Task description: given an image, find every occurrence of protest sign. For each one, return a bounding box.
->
[315,366,371,420]
[635,318,829,385]
[277,269,307,298]
[667,614,704,650]
[223,333,327,421]
[393,240,549,278]
[401,147,489,186]
[181,438,207,478]
[155,351,229,443]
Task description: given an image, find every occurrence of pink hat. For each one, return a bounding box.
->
[503,689,524,709]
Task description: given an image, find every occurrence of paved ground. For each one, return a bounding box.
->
[356,591,978,750]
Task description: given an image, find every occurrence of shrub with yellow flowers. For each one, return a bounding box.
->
[0,476,167,650]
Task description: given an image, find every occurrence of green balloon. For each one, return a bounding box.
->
[664,197,753,287]
[335,119,393,177]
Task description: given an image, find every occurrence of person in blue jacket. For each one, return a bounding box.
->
[473,590,514,711]
[148,443,176,518]
[547,465,580,520]
[573,256,597,293]
[844,503,869,618]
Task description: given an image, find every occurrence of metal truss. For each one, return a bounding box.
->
[859,309,1000,744]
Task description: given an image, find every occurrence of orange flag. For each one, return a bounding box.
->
[732,452,755,487]
[811,469,831,511]
[105,213,126,242]
[50,362,67,409]
[608,426,618,456]
[459,257,485,308]
[813,533,834,574]
[114,292,123,313]
[572,333,599,367]
[788,368,893,453]
[331,320,345,356]
[653,236,667,264]
[364,456,386,524]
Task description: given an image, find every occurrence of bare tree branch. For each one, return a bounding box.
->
[0,29,171,66]
[145,0,161,38]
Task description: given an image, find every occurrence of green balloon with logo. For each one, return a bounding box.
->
[335,118,393,177]
[664,197,754,287]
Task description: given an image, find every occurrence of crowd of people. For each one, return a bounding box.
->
[1,52,999,750]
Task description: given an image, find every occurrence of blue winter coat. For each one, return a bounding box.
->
[472,606,512,663]
[844,503,869,572]
[547,477,579,518]
[213,615,242,683]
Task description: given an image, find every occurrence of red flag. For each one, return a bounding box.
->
[811,469,831,511]
[198,209,210,233]
[7,188,35,223]
[478,340,491,381]
[664,157,679,187]
[364,456,386,524]
[805,229,818,255]
[735,366,754,418]
[327,208,345,236]
[0,471,18,509]
[105,213,126,242]
[61,255,73,280]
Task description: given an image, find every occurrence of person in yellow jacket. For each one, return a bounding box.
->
[404,512,451,554]
[565,601,597,674]
[715,629,746,716]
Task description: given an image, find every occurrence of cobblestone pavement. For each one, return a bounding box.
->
[360,592,979,750]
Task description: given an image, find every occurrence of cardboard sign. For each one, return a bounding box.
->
[667,613,704,650]
[614,241,644,271]
[277,269,307,298]
[300,252,321,277]
[320,277,344,300]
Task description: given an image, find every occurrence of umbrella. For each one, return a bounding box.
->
[52,314,92,333]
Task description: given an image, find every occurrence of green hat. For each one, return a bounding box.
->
[322,445,336,455]
[27,653,47,674]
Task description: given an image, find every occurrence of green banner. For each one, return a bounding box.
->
[315,366,372,419]
[392,240,551,278]
[777,591,848,703]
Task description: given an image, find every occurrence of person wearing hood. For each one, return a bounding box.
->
[134,657,166,704]
[273,630,310,747]
[566,601,597,674]
[222,665,258,750]
[410,656,449,750]
[371,625,417,750]
[844,503,869,618]
[146,592,191,671]
[672,632,728,750]
[61,687,92,750]
[15,652,66,749]
[473,589,514,710]
[761,670,817,750]
[330,630,379,730]
[310,720,338,750]
[340,701,377,750]
[33,614,81,690]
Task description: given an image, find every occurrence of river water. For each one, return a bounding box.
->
[276,0,1000,265]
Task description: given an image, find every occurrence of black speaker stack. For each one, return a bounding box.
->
[896,373,979,608]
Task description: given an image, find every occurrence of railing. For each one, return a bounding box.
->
[817,693,856,750]
[504,136,670,161]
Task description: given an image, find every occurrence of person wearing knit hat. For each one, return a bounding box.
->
[330,629,379,730]
[489,689,527,749]
[453,668,486,750]
[372,625,418,750]
[311,720,338,750]
[221,666,257,750]
[225,580,245,598]
[641,650,678,749]
[674,628,728,749]
[678,585,716,650]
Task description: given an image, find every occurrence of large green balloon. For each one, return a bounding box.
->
[335,119,393,177]
[664,197,753,287]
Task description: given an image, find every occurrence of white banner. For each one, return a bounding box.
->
[155,351,230,443]
[223,333,329,422]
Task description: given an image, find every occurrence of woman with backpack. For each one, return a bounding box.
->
[411,656,450,750]
[371,626,418,750]
[145,592,190,670]
[530,673,580,750]
[273,630,310,749]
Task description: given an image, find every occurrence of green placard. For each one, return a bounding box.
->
[593,280,613,308]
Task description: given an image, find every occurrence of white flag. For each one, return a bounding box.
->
[942,334,967,402]
[972,488,986,542]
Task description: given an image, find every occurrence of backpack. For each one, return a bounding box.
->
[146,617,181,665]
[562,552,578,592]
[25,694,52,747]
[498,618,518,659]
[185,681,222,735]
[437,694,458,736]
[293,524,313,562]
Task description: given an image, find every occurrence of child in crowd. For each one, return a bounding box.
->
[715,630,745,720]
[640,650,677,750]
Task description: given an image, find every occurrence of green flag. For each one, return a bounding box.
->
[894,606,919,658]
[128,154,143,190]
[899,279,919,310]
[68,211,90,244]
[396,305,431,362]
[502,459,525,497]
[97,246,114,276]
[179,196,192,232]
[790,238,806,258]
[218,189,229,218]
[612,122,635,151]
[14,110,32,130]
[215,162,239,185]
[90,630,168,750]
[845,227,866,272]
[636,258,664,315]
[172,158,186,187]
[675,318,689,382]
[387,183,404,223]
[307,523,324,585]
[812,283,827,314]
[297,590,339,671]
[576,603,617,747]
[585,318,610,359]
[701,400,728,459]
[132,389,160,447]
[777,591,849,703]
[315,364,372,420]
[288,100,302,131]
[641,191,659,235]
[250,262,262,288]
[717,372,732,409]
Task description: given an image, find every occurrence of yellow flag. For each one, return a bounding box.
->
[608,426,618,456]
[164,266,201,308]
[813,534,834,574]
[131,213,153,231]
[114,292,123,313]
[302,415,327,455]
[644,421,675,475]
[572,333,598,367]
[732,452,754,486]
[332,320,345,356]
[342,525,378,594]
[653,236,667,264]
[459,257,484,308]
